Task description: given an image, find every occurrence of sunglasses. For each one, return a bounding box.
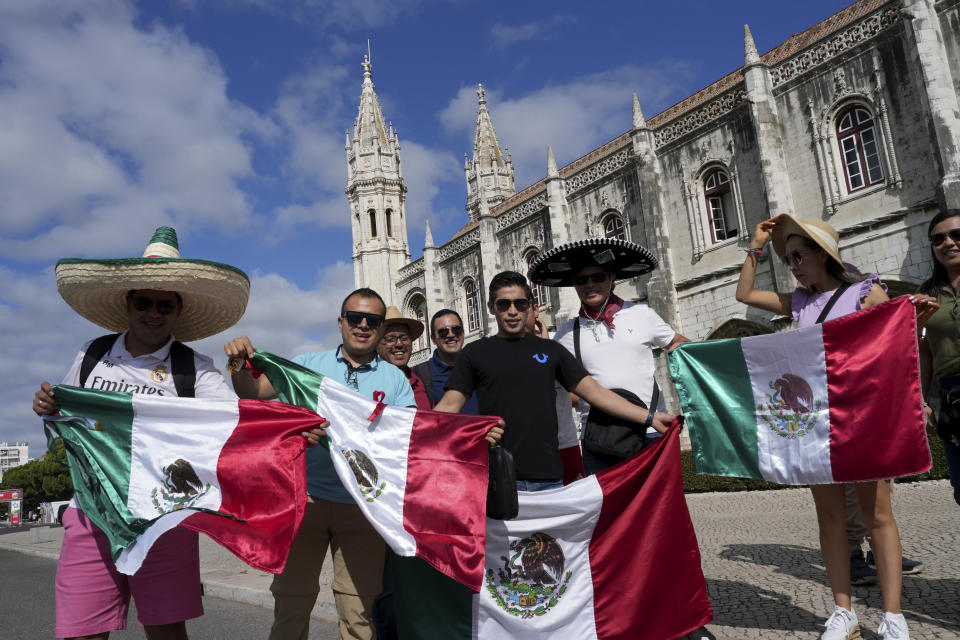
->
[930,229,960,247]
[130,296,177,315]
[781,251,807,268]
[381,334,411,345]
[494,298,531,313]
[342,311,385,329]
[573,272,609,286]
[435,325,464,339]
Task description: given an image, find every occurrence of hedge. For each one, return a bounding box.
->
[681,431,950,493]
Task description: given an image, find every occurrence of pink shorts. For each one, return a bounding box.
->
[55,507,203,638]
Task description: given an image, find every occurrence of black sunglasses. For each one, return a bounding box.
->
[930,229,960,247]
[435,325,464,339]
[131,296,177,315]
[342,310,384,329]
[494,298,531,313]
[573,272,609,286]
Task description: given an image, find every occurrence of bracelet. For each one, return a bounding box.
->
[644,410,655,428]
[744,248,763,257]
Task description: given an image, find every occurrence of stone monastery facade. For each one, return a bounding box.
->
[347,0,960,396]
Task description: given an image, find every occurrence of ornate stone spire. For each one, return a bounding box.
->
[632,93,646,130]
[744,24,761,67]
[465,83,516,221]
[547,145,559,178]
[424,219,435,247]
[353,54,390,149]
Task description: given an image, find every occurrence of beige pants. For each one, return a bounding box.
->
[269,497,385,640]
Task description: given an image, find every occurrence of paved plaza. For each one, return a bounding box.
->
[2,480,957,638]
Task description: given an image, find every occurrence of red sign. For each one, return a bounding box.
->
[0,489,21,501]
[10,500,20,526]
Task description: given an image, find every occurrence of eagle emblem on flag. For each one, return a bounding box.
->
[150,458,211,515]
[758,373,822,439]
[341,448,386,502]
[485,532,572,619]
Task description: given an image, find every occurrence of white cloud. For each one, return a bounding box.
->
[439,63,696,188]
[490,14,576,50]
[0,0,270,260]
[0,261,355,458]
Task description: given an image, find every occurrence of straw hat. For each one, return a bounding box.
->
[56,227,250,342]
[527,238,658,287]
[381,306,424,340]
[770,215,842,266]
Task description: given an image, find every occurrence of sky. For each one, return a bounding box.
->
[0,0,857,456]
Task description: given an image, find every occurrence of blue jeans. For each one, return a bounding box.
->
[582,432,663,476]
[516,479,563,492]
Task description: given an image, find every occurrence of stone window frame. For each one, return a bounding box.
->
[522,246,548,309]
[403,289,429,353]
[368,209,377,238]
[683,160,747,260]
[810,90,901,216]
[702,168,737,244]
[835,106,885,193]
[463,278,481,334]
[600,210,627,240]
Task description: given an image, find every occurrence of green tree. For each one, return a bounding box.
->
[0,439,73,513]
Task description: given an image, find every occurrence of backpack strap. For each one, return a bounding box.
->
[169,341,196,398]
[79,334,121,388]
[412,361,434,405]
[573,318,582,364]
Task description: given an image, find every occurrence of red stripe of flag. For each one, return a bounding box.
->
[821,297,930,482]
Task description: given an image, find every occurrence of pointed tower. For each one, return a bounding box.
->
[465,83,516,221]
[346,53,410,306]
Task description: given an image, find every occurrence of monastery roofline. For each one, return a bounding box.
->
[440,0,894,248]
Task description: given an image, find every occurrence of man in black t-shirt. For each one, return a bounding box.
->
[435,271,675,490]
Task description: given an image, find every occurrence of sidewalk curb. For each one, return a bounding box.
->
[0,543,59,561]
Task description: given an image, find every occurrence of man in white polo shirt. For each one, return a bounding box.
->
[529,238,688,474]
[32,227,250,640]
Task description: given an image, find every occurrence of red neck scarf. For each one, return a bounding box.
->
[579,293,624,330]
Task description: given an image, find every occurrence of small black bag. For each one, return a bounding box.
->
[486,445,518,520]
[582,388,650,459]
[937,383,960,447]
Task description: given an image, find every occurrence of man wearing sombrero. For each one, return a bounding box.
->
[528,238,689,475]
[376,306,432,410]
[32,227,250,640]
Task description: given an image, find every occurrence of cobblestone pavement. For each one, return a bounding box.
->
[687,480,959,639]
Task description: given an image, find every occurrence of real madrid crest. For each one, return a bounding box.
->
[485,532,572,619]
[152,364,168,383]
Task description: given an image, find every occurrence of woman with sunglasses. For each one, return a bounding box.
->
[918,209,960,508]
[735,213,920,640]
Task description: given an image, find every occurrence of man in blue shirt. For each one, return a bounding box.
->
[413,308,479,413]
[225,287,414,640]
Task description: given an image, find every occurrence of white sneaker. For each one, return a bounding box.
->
[821,606,861,640]
[878,612,909,639]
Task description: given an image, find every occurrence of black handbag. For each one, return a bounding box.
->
[574,318,658,460]
[937,381,960,447]
[486,445,518,520]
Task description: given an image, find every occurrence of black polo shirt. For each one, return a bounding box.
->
[445,333,588,480]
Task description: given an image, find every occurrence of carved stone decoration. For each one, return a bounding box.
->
[833,69,849,96]
[397,257,425,283]
[769,7,900,88]
[495,194,547,231]
[438,228,481,262]
[653,88,748,148]
[564,149,632,195]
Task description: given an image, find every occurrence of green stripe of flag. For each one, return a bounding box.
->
[250,351,329,448]
[669,338,761,479]
[47,386,142,547]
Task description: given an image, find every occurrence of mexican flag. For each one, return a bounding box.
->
[393,422,713,640]
[669,297,931,484]
[250,350,498,591]
[44,386,319,574]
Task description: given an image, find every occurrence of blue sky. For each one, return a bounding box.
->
[0,0,855,455]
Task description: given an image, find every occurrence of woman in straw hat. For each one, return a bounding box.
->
[736,214,936,640]
[32,227,253,640]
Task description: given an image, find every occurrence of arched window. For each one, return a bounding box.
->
[703,169,736,243]
[386,208,393,238]
[408,295,428,352]
[836,106,884,193]
[464,280,479,333]
[525,251,546,308]
[368,210,377,237]
[602,214,626,240]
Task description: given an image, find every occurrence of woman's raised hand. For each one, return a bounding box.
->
[751,215,784,250]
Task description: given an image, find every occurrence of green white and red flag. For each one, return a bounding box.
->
[44,386,319,574]
[669,297,931,484]
[250,350,499,591]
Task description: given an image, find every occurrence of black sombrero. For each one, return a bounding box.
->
[527,238,658,287]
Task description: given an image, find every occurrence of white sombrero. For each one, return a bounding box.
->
[56,226,250,342]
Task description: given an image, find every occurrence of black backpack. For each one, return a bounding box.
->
[79,333,196,398]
